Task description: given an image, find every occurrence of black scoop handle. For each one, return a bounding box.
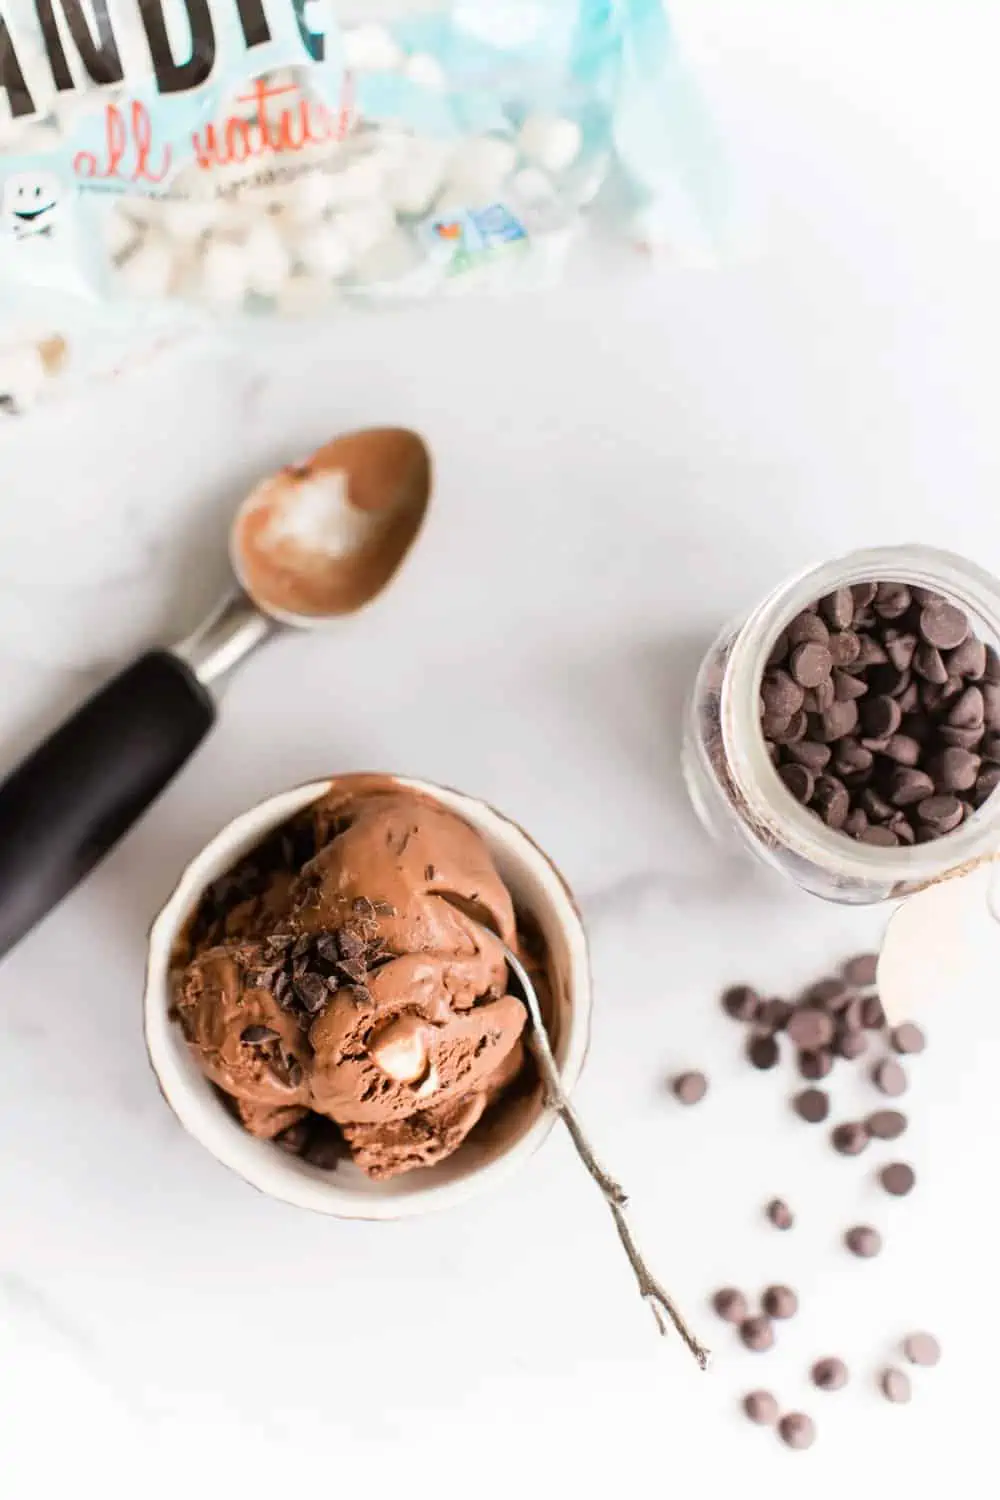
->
[0,650,215,960]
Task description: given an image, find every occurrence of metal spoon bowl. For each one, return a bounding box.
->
[0,428,432,959]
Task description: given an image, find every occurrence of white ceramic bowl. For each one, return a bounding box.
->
[144,776,591,1219]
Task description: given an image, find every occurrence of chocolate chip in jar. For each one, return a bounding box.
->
[761,580,1000,846]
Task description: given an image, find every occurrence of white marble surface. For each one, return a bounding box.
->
[2,2,999,1494]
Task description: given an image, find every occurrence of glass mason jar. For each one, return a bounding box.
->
[683,545,1000,904]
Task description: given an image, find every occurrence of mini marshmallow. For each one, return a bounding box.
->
[117,235,176,299]
[240,221,292,298]
[349,228,428,287]
[324,152,392,208]
[281,168,337,224]
[446,135,518,195]
[403,53,447,92]
[509,166,556,206]
[197,235,250,307]
[296,222,354,279]
[384,140,447,217]
[162,196,219,242]
[517,113,582,176]
[335,201,395,259]
[0,343,47,414]
[343,24,403,73]
[103,206,140,262]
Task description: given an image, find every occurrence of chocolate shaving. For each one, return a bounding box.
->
[240,1024,279,1046]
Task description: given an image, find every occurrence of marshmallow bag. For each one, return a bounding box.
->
[0,0,732,408]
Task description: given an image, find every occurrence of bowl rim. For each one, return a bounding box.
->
[143,774,592,1220]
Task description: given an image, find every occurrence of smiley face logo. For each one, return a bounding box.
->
[2,172,63,241]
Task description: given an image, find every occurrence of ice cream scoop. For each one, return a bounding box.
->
[0,428,431,960]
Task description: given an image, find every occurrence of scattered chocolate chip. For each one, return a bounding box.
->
[891,1022,926,1054]
[748,1036,780,1070]
[879,1162,916,1196]
[803,976,850,1008]
[866,1109,907,1140]
[723,985,760,1021]
[241,1024,279,1046]
[843,953,878,986]
[778,1413,815,1450]
[862,995,886,1029]
[766,1198,794,1230]
[812,1358,848,1391]
[788,1007,835,1051]
[713,1288,748,1323]
[873,1059,907,1097]
[835,1028,867,1060]
[673,1071,708,1105]
[832,1121,869,1156]
[793,1088,830,1124]
[845,1225,882,1258]
[740,1315,774,1352]
[798,1049,833,1081]
[743,1390,779,1425]
[903,1332,940,1367]
[759,998,793,1031]
[880,1367,912,1404]
[763,1285,798,1319]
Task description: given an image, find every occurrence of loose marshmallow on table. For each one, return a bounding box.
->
[517,113,582,176]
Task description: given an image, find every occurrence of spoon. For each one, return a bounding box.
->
[502,942,709,1368]
[0,427,431,960]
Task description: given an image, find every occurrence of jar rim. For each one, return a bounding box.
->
[722,544,1000,888]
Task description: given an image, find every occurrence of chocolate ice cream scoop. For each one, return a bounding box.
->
[173,778,533,1182]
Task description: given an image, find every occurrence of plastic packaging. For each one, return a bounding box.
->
[0,1,733,405]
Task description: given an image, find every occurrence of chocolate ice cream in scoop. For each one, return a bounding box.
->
[173,777,536,1180]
